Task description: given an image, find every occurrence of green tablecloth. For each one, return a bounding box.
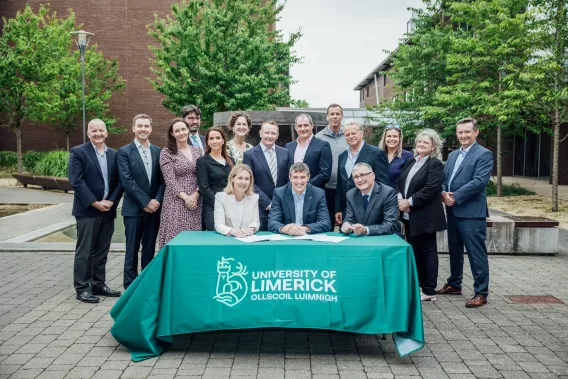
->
[110,232,424,361]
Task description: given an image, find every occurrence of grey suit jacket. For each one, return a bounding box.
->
[442,142,493,218]
[342,183,399,236]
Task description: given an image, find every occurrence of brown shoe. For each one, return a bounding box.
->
[436,283,462,295]
[466,294,487,308]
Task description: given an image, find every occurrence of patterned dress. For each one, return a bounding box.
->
[227,140,253,164]
[158,147,203,249]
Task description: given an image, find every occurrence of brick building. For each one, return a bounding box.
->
[354,45,568,184]
[0,1,195,152]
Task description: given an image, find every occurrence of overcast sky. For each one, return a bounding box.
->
[277,0,424,108]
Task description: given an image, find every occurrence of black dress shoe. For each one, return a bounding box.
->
[91,285,121,297]
[77,292,100,303]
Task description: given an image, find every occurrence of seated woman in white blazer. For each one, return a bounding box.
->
[214,163,260,237]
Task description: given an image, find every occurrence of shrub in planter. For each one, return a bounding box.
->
[35,150,70,177]
[22,151,46,173]
[0,151,17,169]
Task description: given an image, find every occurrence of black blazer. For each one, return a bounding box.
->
[68,142,123,218]
[117,142,165,217]
[196,154,236,209]
[398,156,447,236]
[285,137,332,189]
[242,144,290,211]
[335,143,390,213]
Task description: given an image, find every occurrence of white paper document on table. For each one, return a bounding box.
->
[236,234,290,243]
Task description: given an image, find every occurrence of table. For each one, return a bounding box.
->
[110,232,424,361]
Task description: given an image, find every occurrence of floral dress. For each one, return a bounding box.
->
[227,141,253,164]
[158,147,203,249]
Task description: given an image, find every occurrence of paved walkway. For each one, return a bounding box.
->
[0,250,567,379]
[499,177,568,201]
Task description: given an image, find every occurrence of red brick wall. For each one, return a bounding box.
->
[0,0,178,152]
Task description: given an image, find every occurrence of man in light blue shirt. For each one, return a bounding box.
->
[268,163,331,235]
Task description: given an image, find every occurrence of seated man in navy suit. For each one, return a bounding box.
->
[242,121,290,231]
[268,162,331,235]
[68,119,123,303]
[335,120,390,226]
[285,114,332,189]
[340,163,398,236]
[117,114,165,290]
[182,104,205,153]
[437,117,493,308]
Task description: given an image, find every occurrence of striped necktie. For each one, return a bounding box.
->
[268,148,277,185]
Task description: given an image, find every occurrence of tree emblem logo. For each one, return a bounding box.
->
[213,257,248,307]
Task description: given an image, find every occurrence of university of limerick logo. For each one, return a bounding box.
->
[213,257,248,307]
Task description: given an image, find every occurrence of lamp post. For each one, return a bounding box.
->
[70,30,94,144]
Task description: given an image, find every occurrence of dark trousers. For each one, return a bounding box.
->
[123,211,160,289]
[74,214,114,294]
[404,220,438,296]
[203,205,215,231]
[446,211,490,296]
[325,188,337,226]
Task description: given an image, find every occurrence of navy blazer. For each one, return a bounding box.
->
[268,183,331,234]
[335,143,390,213]
[285,137,332,189]
[242,144,290,212]
[442,143,493,218]
[68,142,123,218]
[117,142,165,217]
[342,183,399,236]
[188,133,205,149]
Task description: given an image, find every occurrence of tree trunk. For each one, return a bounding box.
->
[496,124,502,197]
[14,126,22,174]
[552,105,560,212]
[66,133,70,152]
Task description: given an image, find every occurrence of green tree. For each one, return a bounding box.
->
[424,0,533,196]
[0,5,74,173]
[34,43,126,151]
[148,0,302,125]
[525,0,568,211]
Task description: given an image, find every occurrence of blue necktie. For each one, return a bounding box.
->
[362,195,369,211]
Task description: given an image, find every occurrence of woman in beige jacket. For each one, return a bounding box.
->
[214,164,260,237]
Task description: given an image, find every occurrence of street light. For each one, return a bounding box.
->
[70,30,94,144]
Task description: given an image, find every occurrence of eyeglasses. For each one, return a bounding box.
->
[353,172,373,181]
[185,116,201,121]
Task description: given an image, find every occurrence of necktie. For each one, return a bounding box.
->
[191,135,200,151]
[268,149,277,185]
[362,194,369,211]
[141,149,151,182]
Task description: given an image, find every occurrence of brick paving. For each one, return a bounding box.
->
[0,249,567,379]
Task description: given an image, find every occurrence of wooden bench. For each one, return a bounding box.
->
[12,174,71,193]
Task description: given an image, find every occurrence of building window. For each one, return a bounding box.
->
[366,86,369,98]
[383,75,387,86]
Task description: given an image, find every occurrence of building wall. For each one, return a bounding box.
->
[0,0,181,152]
[358,74,397,108]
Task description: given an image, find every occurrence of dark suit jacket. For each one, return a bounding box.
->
[188,133,205,149]
[68,142,123,218]
[268,183,331,234]
[335,143,390,213]
[285,137,332,189]
[242,144,290,212]
[442,143,493,218]
[398,157,447,236]
[342,183,399,236]
[196,154,236,209]
[117,142,165,217]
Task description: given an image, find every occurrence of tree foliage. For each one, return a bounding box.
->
[148,0,302,125]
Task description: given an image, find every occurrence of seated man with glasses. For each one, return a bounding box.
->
[340,162,399,236]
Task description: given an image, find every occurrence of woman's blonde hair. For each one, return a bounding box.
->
[378,125,403,158]
[413,128,445,161]
[224,164,255,196]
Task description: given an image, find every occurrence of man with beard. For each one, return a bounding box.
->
[182,104,205,153]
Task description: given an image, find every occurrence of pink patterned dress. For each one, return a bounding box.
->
[158,147,203,249]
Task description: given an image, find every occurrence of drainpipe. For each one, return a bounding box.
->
[373,73,380,105]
